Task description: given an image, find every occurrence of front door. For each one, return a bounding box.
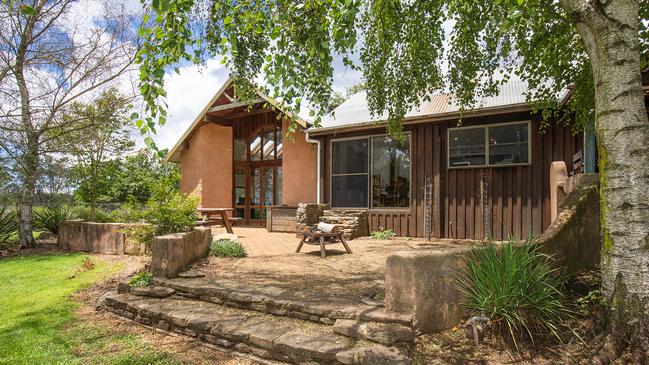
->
[233,125,283,225]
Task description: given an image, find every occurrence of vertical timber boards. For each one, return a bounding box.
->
[319,113,582,239]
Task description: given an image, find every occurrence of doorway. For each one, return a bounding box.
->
[233,125,283,225]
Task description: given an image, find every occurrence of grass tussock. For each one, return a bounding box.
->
[458,239,575,350]
[209,239,247,258]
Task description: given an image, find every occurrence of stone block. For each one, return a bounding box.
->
[151,229,212,278]
[248,322,291,350]
[129,286,175,298]
[385,248,472,333]
[296,203,329,236]
[273,332,348,362]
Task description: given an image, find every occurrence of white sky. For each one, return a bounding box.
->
[149,55,363,150]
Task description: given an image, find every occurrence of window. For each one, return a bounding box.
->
[233,139,247,161]
[448,122,530,168]
[489,123,529,165]
[331,135,411,209]
[449,128,485,167]
[372,136,410,208]
[331,139,369,208]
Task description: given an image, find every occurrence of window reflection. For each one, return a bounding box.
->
[277,130,283,160]
[234,139,247,161]
[263,168,273,205]
[449,128,486,167]
[249,135,261,161]
[251,168,260,205]
[489,124,529,165]
[262,128,275,160]
[371,137,410,208]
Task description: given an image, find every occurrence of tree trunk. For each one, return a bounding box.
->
[14,6,41,249]
[562,0,649,360]
[19,140,38,249]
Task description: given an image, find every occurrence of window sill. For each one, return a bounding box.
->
[448,162,531,170]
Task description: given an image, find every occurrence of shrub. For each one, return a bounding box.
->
[33,205,76,234]
[370,227,396,240]
[125,225,156,249]
[108,201,144,223]
[458,239,573,349]
[209,239,247,258]
[144,192,198,235]
[128,271,153,287]
[0,206,18,242]
[75,206,113,223]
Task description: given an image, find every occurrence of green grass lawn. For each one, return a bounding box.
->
[0,253,182,365]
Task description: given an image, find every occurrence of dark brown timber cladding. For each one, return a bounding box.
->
[319,111,583,240]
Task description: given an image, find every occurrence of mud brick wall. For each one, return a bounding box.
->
[58,220,151,255]
[151,227,212,278]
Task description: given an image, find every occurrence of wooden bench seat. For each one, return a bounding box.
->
[296,231,353,258]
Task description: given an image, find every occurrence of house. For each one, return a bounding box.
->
[165,79,319,224]
[166,75,593,240]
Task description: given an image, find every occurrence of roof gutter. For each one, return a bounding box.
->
[304,131,322,204]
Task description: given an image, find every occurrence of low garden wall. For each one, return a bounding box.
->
[150,227,212,278]
[385,247,472,333]
[538,173,600,275]
[385,173,601,334]
[58,220,151,255]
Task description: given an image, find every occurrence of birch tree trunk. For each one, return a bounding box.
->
[561,0,649,359]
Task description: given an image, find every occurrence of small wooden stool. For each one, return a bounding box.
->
[296,231,353,258]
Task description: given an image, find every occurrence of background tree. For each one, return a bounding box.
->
[329,81,367,110]
[136,0,649,358]
[34,155,73,205]
[0,0,139,248]
[109,150,179,204]
[62,88,135,220]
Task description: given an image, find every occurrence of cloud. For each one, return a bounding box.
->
[149,56,363,151]
[151,58,229,150]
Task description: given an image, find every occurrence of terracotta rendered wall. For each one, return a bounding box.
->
[179,123,233,208]
[281,119,318,205]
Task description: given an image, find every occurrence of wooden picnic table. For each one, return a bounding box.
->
[196,207,235,234]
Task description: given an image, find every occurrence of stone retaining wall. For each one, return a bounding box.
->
[295,203,329,236]
[385,173,601,334]
[151,227,212,278]
[58,220,151,255]
[538,173,600,275]
[385,247,472,333]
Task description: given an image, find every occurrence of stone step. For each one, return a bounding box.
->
[151,276,413,329]
[333,320,414,345]
[322,210,367,217]
[100,292,411,365]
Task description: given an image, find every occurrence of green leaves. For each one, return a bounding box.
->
[18,4,37,16]
[135,0,600,140]
[458,239,574,349]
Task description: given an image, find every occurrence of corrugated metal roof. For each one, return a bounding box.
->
[316,74,556,131]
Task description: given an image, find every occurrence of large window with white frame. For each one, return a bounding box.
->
[331,135,411,209]
[448,121,530,168]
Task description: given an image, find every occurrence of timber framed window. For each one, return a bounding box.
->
[330,134,411,209]
[448,121,531,168]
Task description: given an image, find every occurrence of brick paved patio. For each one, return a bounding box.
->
[211,226,300,257]
[204,225,471,298]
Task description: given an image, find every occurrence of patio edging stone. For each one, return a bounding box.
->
[152,276,413,331]
[99,292,412,365]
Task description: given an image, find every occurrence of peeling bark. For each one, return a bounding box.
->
[560,0,649,360]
